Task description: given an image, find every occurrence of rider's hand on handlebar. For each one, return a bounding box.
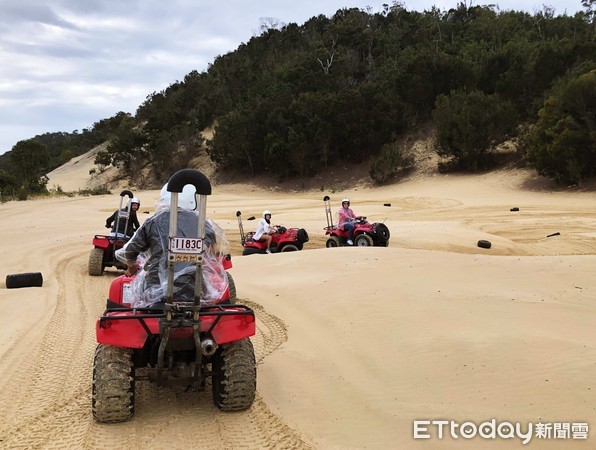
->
[124,262,138,277]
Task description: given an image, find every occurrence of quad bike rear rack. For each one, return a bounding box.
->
[114,189,134,241]
[323,195,336,231]
[99,304,255,335]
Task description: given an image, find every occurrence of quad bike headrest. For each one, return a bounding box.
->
[167,168,211,196]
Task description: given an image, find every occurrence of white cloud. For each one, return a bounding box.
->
[0,0,587,154]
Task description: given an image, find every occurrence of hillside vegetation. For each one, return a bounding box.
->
[1,2,594,199]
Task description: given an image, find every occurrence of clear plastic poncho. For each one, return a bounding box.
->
[115,201,229,308]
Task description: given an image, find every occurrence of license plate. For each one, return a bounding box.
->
[122,282,133,304]
[168,237,203,262]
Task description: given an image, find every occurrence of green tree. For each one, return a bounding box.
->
[525,69,596,185]
[10,140,50,192]
[433,90,518,170]
[369,142,415,184]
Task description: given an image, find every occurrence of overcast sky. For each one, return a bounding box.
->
[0,0,587,155]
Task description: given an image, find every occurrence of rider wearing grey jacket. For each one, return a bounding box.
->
[116,185,227,308]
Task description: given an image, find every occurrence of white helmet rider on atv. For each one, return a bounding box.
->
[128,197,141,211]
[116,182,229,307]
[254,209,276,253]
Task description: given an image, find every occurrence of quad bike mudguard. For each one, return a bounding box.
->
[97,305,255,348]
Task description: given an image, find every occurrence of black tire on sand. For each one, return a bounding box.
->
[88,248,104,276]
[226,272,237,304]
[242,247,261,256]
[326,236,340,248]
[477,239,492,249]
[297,228,309,243]
[5,272,43,289]
[355,234,374,246]
[374,223,391,241]
[212,338,256,411]
[92,344,135,423]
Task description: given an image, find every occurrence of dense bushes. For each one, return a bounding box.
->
[433,90,518,171]
[525,68,596,185]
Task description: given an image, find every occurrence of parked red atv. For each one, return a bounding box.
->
[236,210,309,255]
[88,189,135,276]
[92,169,256,423]
[323,195,390,247]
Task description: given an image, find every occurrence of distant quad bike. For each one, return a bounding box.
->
[236,210,309,255]
[88,190,135,276]
[92,169,256,423]
[323,195,390,247]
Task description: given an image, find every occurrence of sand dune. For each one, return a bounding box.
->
[0,157,595,449]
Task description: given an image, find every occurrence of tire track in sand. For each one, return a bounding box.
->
[0,252,131,449]
[0,257,312,449]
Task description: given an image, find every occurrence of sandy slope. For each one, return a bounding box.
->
[1,158,595,449]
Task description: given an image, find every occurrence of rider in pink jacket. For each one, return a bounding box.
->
[338,198,357,245]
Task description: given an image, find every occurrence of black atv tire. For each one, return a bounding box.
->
[374,223,391,241]
[212,338,256,411]
[88,248,104,276]
[297,228,309,243]
[5,272,43,289]
[92,344,135,423]
[226,272,236,304]
[280,244,299,252]
[242,247,261,256]
[477,239,492,249]
[355,234,374,247]
[326,236,340,248]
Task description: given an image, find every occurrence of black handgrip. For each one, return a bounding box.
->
[167,169,212,195]
[120,190,133,198]
[323,195,330,201]
[236,211,242,217]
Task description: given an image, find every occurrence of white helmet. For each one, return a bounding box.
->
[341,197,350,205]
[157,183,197,211]
[129,197,140,207]
[263,210,271,218]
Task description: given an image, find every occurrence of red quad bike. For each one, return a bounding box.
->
[88,189,135,276]
[236,210,309,255]
[92,169,256,423]
[323,195,390,247]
